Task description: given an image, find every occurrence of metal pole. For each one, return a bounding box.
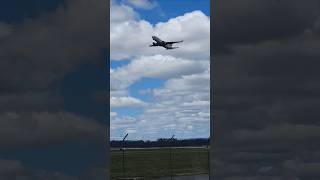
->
[122,133,128,178]
[169,135,175,180]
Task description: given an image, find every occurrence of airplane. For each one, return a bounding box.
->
[149,36,183,49]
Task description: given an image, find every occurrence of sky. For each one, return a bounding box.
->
[1,0,320,179]
[212,0,320,179]
[110,0,211,140]
[0,0,108,179]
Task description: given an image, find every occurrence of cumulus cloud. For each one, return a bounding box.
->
[110,111,118,117]
[111,96,146,108]
[110,1,210,140]
[127,0,157,10]
[111,55,208,90]
[110,113,138,139]
[110,1,210,60]
[0,0,108,177]
[111,0,139,22]
[212,0,320,179]
[110,89,129,97]
[0,111,106,149]
[138,70,210,138]
[0,0,107,92]
[0,0,108,146]
[111,70,210,140]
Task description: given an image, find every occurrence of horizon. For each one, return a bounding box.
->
[110,136,210,141]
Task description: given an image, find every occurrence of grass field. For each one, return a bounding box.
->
[111,147,209,180]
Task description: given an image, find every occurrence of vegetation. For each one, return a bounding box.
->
[110,147,209,180]
[110,138,210,148]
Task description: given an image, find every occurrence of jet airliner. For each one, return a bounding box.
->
[149,36,183,49]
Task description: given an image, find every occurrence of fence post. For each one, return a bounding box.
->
[169,135,175,180]
[122,133,128,178]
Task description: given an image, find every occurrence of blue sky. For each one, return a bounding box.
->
[132,0,210,24]
[110,0,210,140]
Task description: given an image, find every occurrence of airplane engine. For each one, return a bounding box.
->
[153,42,157,45]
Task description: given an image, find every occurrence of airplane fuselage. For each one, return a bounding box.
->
[150,36,182,49]
[152,42,165,46]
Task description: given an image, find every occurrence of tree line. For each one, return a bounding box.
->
[110,138,210,148]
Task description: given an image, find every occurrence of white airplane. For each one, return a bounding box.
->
[149,36,183,49]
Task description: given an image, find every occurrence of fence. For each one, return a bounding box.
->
[110,137,210,180]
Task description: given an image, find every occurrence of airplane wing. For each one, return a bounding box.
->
[165,40,183,44]
[164,44,179,49]
[152,36,164,43]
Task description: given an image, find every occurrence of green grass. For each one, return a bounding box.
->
[111,147,209,180]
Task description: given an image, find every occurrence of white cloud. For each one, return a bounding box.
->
[111,70,210,140]
[110,2,210,140]
[111,54,208,90]
[110,89,129,98]
[0,111,106,147]
[110,2,210,60]
[111,1,139,23]
[0,0,107,91]
[127,0,157,9]
[110,111,118,117]
[111,96,146,108]
[110,113,138,139]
